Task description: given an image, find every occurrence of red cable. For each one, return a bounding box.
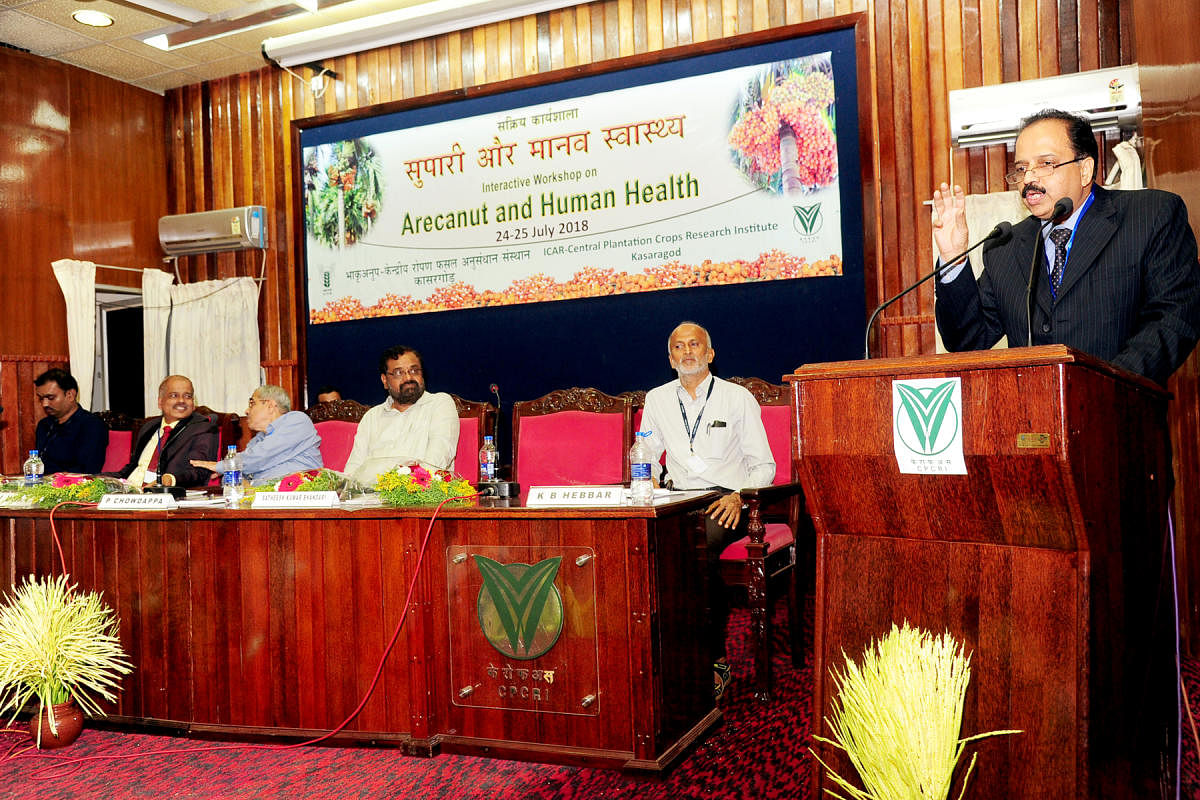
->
[16,491,480,778]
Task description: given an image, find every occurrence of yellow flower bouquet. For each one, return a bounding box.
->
[375,465,476,508]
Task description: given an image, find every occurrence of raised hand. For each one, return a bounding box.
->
[932,182,970,264]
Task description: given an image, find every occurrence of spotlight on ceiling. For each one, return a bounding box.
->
[72,8,115,27]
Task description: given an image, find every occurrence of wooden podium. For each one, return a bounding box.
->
[787,345,1176,799]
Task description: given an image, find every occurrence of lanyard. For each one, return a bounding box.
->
[1047,189,1095,298]
[678,378,715,452]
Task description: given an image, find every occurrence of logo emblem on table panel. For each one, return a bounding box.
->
[894,380,960,456]
[474,556,564,660]
[792,203,822,236]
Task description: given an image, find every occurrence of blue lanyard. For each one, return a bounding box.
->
[678,378,715,453]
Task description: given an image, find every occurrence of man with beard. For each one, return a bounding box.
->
[637,322,775,699]
[931,109,1200,386]
[33,368,108,474]
[342,345,459,486]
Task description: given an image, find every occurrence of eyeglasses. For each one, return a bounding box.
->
[1004,154,1088,185]
[385,366,423,379]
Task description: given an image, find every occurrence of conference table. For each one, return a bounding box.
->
[0,493,720,771]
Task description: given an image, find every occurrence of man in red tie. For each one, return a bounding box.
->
[106,375,218,488]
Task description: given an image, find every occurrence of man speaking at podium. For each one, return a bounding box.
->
[931,108,1200,386]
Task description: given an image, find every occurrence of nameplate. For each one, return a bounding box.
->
[98,494,177,510]
[526,486,623,507]
[252,491,340,508]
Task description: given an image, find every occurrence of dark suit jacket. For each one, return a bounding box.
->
[935,186,1200,385]
[108,412,218,488]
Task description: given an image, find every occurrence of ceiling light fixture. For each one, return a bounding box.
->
[262,0,578,67]
[72,9,115,27]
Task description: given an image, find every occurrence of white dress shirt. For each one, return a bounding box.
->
[343,391,459,486]
[638,374,775,491]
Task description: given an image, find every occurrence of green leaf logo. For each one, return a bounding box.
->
[793,203,822,235]
[474,555,564,660]
[894,380,959,455]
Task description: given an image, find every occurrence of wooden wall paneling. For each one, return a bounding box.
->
[1076,0,1099,70]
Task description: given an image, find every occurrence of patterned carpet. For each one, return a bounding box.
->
[3,603,1199,799]
[0,602,813,800]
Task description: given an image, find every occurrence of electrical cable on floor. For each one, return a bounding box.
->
[12,490,482,777]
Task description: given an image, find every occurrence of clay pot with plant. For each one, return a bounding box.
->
[0,574,133,748]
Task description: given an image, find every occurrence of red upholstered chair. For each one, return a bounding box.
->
[305,399,370,472]
[723,376,808,701]
[196,406,242,487]
[97,410,140,473]
[450,394,497,482]
[512,388,632,486]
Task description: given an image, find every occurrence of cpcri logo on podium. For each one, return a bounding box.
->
[891,377,967,475]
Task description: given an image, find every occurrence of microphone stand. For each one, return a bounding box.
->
[1024,197,1073,347]
[864,221,1012,359]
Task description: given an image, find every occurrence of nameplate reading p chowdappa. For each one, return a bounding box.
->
[98,493,177,510]
[526,486,623,507]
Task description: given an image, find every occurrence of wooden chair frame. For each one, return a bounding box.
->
[511,388,633,485]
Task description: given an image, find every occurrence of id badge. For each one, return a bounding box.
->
[686,453,707,473]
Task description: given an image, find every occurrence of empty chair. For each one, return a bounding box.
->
[511,388,632,486]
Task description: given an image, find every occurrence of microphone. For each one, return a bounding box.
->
[1025,197,1074,346]
[488,383,501,443]
[864,221,1013,359]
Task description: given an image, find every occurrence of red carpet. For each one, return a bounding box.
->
[0,603,813,800]
[3,603,1199,799]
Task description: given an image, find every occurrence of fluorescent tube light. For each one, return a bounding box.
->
[262,0,579,67]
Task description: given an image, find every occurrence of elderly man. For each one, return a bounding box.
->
[33,368,108,474]
[107,375,218,488]
[343,345,458,486]
[192,385,322,485]
[637,321,775,699]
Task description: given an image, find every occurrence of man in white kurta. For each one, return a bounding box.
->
[638,322,775,698]
[343,346,459,486]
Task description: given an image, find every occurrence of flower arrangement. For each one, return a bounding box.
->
[375,465,476,508]
[0,474,128,508]
[809,622,1019,800]
[250,468,366,499]
[0,574,133,747]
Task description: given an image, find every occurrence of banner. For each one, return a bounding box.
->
[304,52,844,323]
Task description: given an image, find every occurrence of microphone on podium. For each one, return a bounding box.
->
[863,220,1013,359]
[1025,197,1074,346]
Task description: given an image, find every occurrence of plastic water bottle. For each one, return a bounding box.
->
[629,431,654,505]
[478,435,499,482]
[221,445,244,507]
[22,450,44,487]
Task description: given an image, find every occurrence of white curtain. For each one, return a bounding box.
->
[167,277,260,413]
[50,259,97,405]
[142,269,174,415]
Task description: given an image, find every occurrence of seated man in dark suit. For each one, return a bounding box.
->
[33,368,108,474]
[932,109,1200,386]
[106,375,218,488]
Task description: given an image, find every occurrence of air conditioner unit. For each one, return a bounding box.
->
[159,206,268,256]
[950,65,1141,148]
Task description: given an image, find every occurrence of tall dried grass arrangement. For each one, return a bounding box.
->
[0,574,133,744]
[810,622,1020,800]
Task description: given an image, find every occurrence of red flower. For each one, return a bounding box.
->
[51,473,88,488]
[410,465,431,488]
[278,474,303,492]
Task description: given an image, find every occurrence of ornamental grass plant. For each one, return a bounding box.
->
[0,574,133,746]
[810,622,1020,800]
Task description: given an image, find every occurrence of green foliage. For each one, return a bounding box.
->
[304,139,384,248]
[0,574,133,743]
